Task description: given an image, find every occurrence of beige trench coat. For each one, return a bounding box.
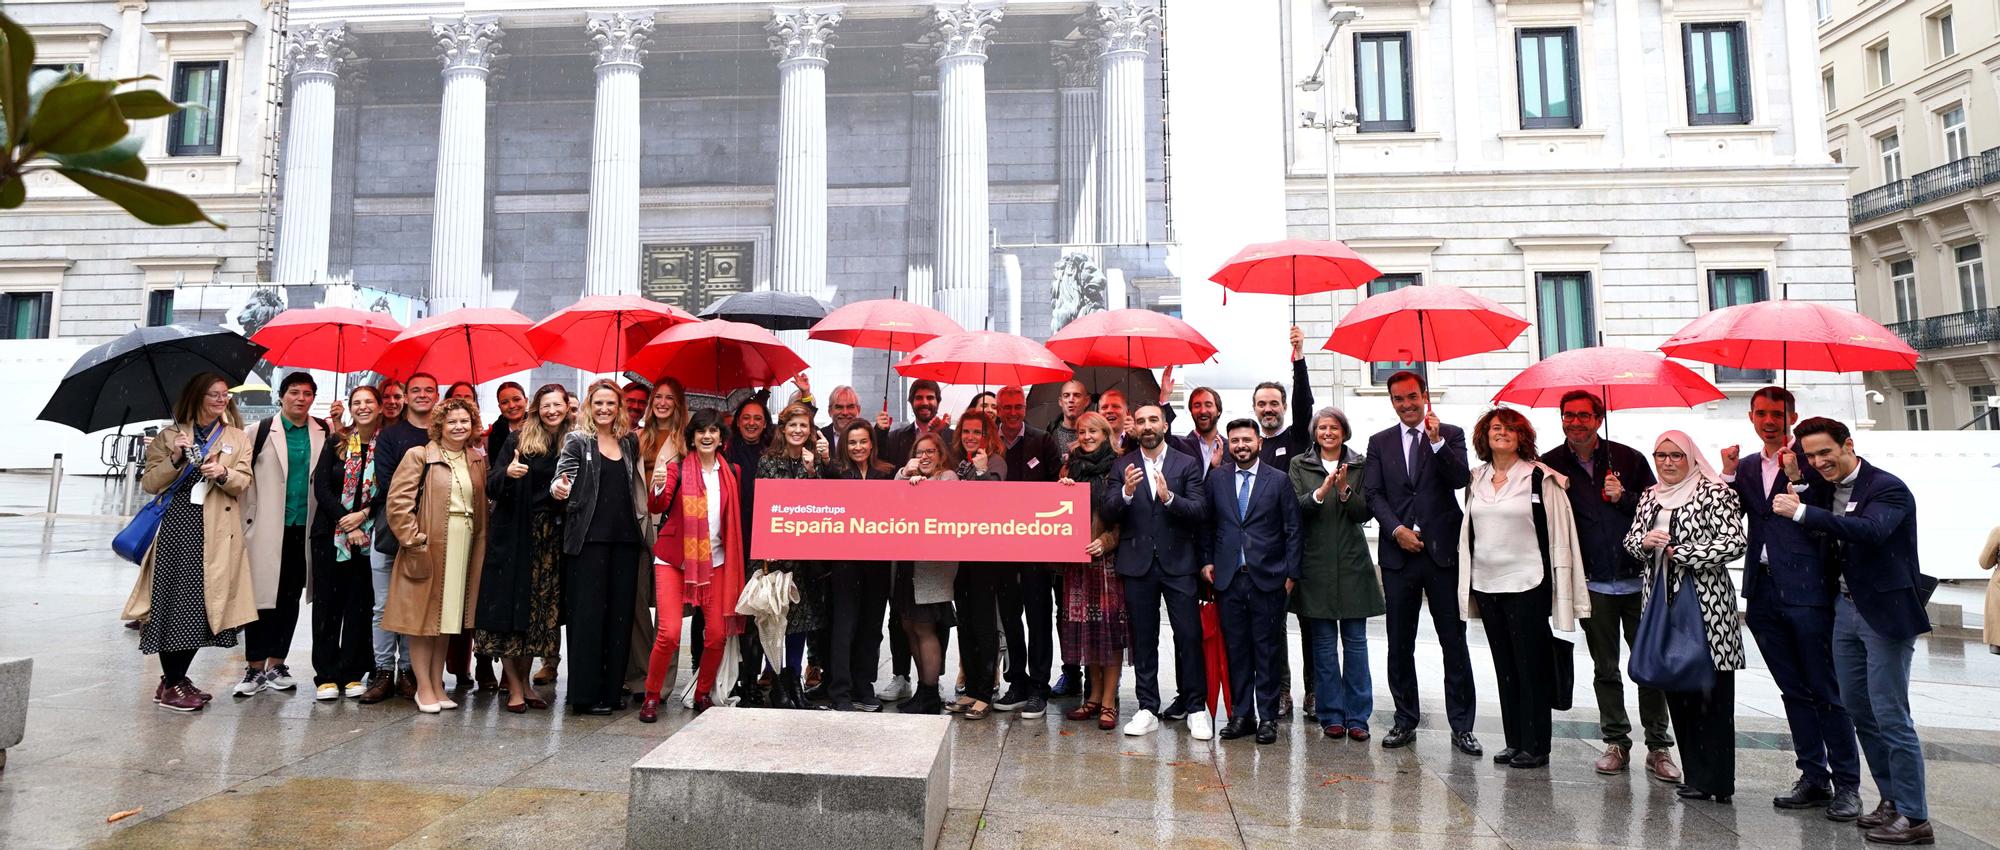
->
[244,415,330,609]
[1980,526,2000,647]
[381,442,488,636]
[121,422,259,635]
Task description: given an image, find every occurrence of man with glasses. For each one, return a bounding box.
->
[991,386,1065,717]
[1538,391,1675,781]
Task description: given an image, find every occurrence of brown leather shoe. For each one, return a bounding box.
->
[1864,815,1933,845]
[1645,749,1682,784]
[533,660,559,685]
[396,669,417,699]
[1858,800,1899,829]
[1595,744,1629,774]
[358,669,395,704]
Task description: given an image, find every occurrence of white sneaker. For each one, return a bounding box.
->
[264,665,297,691]
[1123,708,1161,736]
[315,683,340,701]
[1187,710,1215,741]
[878,674,915,702]
[343,681,366,698]
[232,667,266,697]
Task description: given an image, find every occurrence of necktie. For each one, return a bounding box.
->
[1406,427,1421,477]
[1237,470,1252,521]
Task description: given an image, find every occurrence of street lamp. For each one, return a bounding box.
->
[1297,5,1362,241]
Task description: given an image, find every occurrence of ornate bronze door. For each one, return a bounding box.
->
[640,243,754,314]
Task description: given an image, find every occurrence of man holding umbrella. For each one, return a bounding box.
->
[1250,326,1312,715]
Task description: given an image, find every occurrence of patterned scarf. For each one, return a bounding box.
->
[673,454,747,637]
[333,435,375,562]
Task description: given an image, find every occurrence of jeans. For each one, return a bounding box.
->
[1832,596,1927,821]
[1307,617,1372,729]
[1581,590,1674,751]
[369,548,410,673]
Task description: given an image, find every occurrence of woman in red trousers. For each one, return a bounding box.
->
[640,407,748,719]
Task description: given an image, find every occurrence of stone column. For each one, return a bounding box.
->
[273,22,348,286]
[1095,0,1156,246]
[428,15,502,311]
[1052,39,1099,254]
[903,45,940,309]
[584,11,654,298]
[115,0,147,80]
[931,1,1002,331]
[769,6,843,300]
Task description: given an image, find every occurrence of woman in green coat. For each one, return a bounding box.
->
[1288,406,1386,741]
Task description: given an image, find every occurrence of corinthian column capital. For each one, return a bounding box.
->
[1051,39,1098,88]
[931,1,1003,62]
[434,14,504,73]
[769,5,844,65]
[286,22,350,79]
[588,11,655,69]
[1094,0,1159,56]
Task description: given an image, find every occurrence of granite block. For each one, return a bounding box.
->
[0,656,31,752]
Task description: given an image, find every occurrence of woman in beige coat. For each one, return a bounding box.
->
[384,398,489,713]
[123,373,258,713]
[1980,527,2000,653]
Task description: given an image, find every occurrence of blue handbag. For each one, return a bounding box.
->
[1629,550,1716,693]
[113,424,221,565]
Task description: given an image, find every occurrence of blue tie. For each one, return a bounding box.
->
[1237,469,1252,521]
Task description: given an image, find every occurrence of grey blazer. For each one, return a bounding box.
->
[553,431,646,557]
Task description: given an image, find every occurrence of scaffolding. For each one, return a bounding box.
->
[254,0,290,282]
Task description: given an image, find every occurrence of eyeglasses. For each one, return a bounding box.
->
[915,448,939,457]
[1652,451,1687,462]
[1560,412,1598,422]
[204,392,231,401]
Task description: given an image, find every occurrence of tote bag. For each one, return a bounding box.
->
[112,425,220,565]
[1629,554,1716,693]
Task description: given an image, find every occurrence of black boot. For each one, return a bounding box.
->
[770,672,800,710]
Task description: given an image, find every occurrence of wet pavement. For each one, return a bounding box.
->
[2,473,1998,849]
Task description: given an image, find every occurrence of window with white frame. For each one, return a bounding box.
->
[1930,8,1956,59]
[1891,258,1919,323]
[1867,41,1893,89]
[1822,69,1836,113]
[1818,0,1833,22]
[1683,22,1752,125]
[1368,274,1424,384]
[1972,383,1998,430]
[1355,33,1414,133]
[1956,243,1987,310]
[1904,389,1931,430]
[1535,272,1595,355]
[1942,106,1969,162]
[1879,132,1903,182]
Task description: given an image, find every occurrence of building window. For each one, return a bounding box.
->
[1709,270,1776,383]
[166,61,226,157]
[145,290,176,327]
[1355,32,1414,133]
[1891,258,1918,323]
[0,292,52,340]
[1930,8,1956,59]
[1535,271,1595,355]
[1867,41,1892,88]
[1517,28,1580,130]
[1942,106,1969,162]
[1818,0,1833,22]
[1878,132,1903,182]
[1904,389,1930,430]
[1956,243,1987,311]
[1368,274,1424,383]
[1972,384,1998,430]
[1683,22,1751,125]
[31,62,83,77]
[1822,69,1835,113]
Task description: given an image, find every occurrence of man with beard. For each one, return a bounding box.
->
[1169,386,1227,469]
[879,380,952,467]
[360,372,440,703]
[990,386,1065,717]
[1201,419,1302,746]
[1362,370,1481,757]
[1102,405,1214,741]
[1254,327,1313,469]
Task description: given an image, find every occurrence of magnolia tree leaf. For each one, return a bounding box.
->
[26,76,126,155]
[50,133,146,179]
[0,13,34,148]
[58,167,223,227]
[0,177,23,210]
[111,89,180,120]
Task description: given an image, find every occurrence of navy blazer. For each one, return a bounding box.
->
[1363,421,1471,570]
[1099,447,1210,579]
[1200,462,1303,593]
[1002,425,1061,483]
[1796,459,1933,641]
[1732,446,1837,608]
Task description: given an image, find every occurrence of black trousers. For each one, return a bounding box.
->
[1668,670,1737,797]
[1271,610,1316,697]
[1383,562,1477,733]
[310,545,375,686]
[1123,565,1205,714]
[564,542,640,708]
[825,562,890,704]
[1217,575,1286,724]
[953,568,1002,703]
[996,564,1057,696]
[1474,585,1554,757]
[245,525,309,661]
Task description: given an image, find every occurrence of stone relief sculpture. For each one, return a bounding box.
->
[1050,250,1107,334]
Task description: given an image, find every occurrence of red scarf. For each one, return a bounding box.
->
[655,453,747,637]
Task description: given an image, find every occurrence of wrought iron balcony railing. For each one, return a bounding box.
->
[1886,307,2000,351]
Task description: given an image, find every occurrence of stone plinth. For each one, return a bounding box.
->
[0,656,30,770]
[627,708,950,850]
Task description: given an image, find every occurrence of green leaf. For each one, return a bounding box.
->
[50,133,146,179]
[56,167,223,228]
[0,12,34,148]
[112,89,181,120]
[26,76,126,155]
[26,67,67,123]
[0,177,23,210]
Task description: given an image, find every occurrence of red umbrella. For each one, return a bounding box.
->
[811,298,965,409]
[1659,300,1919,374]
[1322,283,1529,364]
[249,306,404,373]
[372,308,541,385]
[1044,308,1218,369]
[528,295,697,375]
[626,319,808,395]
[1200,600,1230,719]
[1493,347,1724,422]
[894,331,1073,388]
[1209,239,1381,321]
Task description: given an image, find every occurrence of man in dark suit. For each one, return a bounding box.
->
[1100,404,1213,740]
[877,379,951,468]
[1167,385,1226,469]
[991,386,1065,717]
[1776,418,1934,846]
[1362,370,1480,756]
[1722,387,1861,821]
[1200,419,1302,745]
[820,384,882,450]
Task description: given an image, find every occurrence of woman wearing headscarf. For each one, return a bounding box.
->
[1623,430,1747,804]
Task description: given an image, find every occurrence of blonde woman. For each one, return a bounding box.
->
[383,397,489,714]
[476,384,570,711]
[551,379,648,715]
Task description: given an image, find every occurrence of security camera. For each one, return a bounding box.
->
[1328,5,1363,25]
[1300,110,1319,128]
[1864,390,1885,405]
[1338,108,1359,125]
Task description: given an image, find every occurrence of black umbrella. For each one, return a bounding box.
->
[37,323,267,432]
[698,290,829,331]
[1024,365,1161,432]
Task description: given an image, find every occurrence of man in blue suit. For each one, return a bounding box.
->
[1362,371,1480,756]
[1200,419,1302,745]
[1775,418,1935,847]
[1099,404,1214,740]
[1721,387,1861,820]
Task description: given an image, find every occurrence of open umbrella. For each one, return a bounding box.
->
[699,290,830,331]
[371,308,541,385]
[38,323,268,433]
[1493,347,1724,439]
[626,319,809,395]
[249,306,405,375]
[895,331,1073,388]
[810,296,964,409]
[1322,283,1529,364]
[1209,239,1381,322]
[1044,308,1218,369]
[529,295,697,375]
[1659,300,1920,379]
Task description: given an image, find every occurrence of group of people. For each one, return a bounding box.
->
[124,323,1938,846]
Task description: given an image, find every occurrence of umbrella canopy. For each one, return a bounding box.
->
[895,331,1074,388]
[1208,239,1380,315]
[1492,346,1725,411]
[1024,366,1159,431]
[37,323,268,432]
[248,306,405,373]
[1658,300,1920,373]
[699,290,830,331]
[529,295,697,374]
[1322,283,1529,364]
[1044,308,1218,369]
[626,319,809,395]
[734,568,798,675]
[371,308,541,385]
[809,299,963,352]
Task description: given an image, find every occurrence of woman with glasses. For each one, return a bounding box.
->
[893,431,959,715]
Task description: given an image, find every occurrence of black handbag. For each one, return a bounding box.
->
[1550,635,1576,711]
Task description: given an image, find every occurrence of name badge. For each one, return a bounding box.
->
[1026,457,1040,469]
[1844,502,1858,513]
[1275,447,1288,457]
[1530,493,1542,504]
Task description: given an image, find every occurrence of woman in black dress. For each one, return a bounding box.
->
[821,419,895,712]
[477,384,570,712]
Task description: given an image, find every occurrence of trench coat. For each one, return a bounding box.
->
[382,442,489,636]
[244,415,330,608]
[121,421,259,635]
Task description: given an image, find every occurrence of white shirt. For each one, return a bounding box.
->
[1467,465,1544,593]
[1788,463,1860,523]
[701,460,723,567]
[1402,424,1445,473]
[1123,444,1176,505]
[1191,431,1224,468]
